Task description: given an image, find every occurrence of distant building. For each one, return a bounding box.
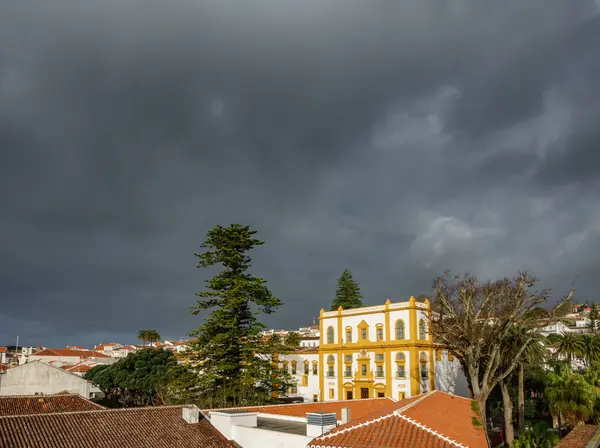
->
[26,348,113,366]
[0,361,103,399]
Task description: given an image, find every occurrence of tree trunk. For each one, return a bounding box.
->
[518,363,525,433]
[500,379,515,445]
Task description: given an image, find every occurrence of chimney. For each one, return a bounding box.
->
[341,408,351,425]
[307,412,337,437]
[182,406,200,424]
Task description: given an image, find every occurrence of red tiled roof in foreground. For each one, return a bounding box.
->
[0,406,234,448]
[207,397,402,421]
[0,347,7,353]
[0,394,104,416]
[557,424,600,448]
[308,391,488,448]
[33,348,110,358]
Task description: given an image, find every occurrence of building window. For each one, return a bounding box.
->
[313,394,319,402]
[312,361,318,375]
[377,392,385,398]
[396,365,405,378]
[327,355,335,363]
[420,352,428,379]
[282,361,288,374]
[396,352,405,362]
[376,365,384,378]
[395,319,405,340]
[304,361,309,375]
[376,326,384,341]
[302,375,308,387]
[345,365,352,377]
[346,327,352,343]
[344,354,352,362]
[291,384,297,394]
[291,361,297,375]
[419,319,427,340]
[375,353,384,362]
[329,388,334,399]
[328,365,334,377]
[327,327,334,344]
[361,328,367,340]
[361,364,367,376]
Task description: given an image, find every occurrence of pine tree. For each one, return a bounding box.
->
[330,269,364,311]
[588,304,600,333]
[186,224,292,407]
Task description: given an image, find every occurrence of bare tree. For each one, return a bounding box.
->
[429,271,572,426]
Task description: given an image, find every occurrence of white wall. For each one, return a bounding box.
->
[434,351,470,398]
[278,352,319,402]
[0,361,102,399]
[231,424,312,448]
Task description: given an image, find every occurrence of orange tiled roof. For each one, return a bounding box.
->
[0,405,234,448]
[33,348,110,358]
[94,343,120,351]
[308,391,487,448]
[0,347,7,353]
[557,425,600,447]
[0,394,104,416]
[208,397,400,421]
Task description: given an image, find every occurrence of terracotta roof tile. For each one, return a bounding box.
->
[0,394,104,416]
[0,347,7,353]
[0,406,234,448]
[557,425,600,447]
[33,348,110,358]
[208,397,398,421]
[308,391,488,448]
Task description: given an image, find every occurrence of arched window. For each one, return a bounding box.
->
[327,355,335,363]
[420,352,427,362]
[304,360,309,375]
[396,352,405,362]
[419,352,429,379]
[312,361,318,375]
[395,320,405,340]
[419,319,427,340]
[327,326,334,344]
[291,360,297,375]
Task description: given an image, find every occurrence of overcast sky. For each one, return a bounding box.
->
[1,1,600,348]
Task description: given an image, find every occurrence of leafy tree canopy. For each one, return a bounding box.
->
[85,348,177,406]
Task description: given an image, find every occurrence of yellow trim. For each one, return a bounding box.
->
[385,299,392,397]
[398,391,406,400]
[302,374,308,387]
[409,297,420,396]
[319,309,324,401]
[428,347,435,391]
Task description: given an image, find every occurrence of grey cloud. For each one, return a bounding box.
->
[1,1,599,347]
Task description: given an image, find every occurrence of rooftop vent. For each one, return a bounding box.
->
[307,412,337,437]
[182,406,200,424]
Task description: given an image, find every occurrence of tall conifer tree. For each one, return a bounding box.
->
[330,269,364,310]
[186,224,292,407]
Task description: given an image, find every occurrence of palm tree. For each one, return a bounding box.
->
[580,334,600,366]
[137,329,149,347]
[513,326,548,433]
[553,333,585,364]
[545,370,597,432]
[146,330,161,347]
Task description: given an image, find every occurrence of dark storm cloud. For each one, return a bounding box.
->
[1,0,599,347]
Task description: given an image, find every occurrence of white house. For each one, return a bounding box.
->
[0,360,103,399]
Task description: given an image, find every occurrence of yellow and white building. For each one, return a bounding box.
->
[279,297,468,402]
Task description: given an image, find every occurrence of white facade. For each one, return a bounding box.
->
[0,361,102,399]
[210,411,312,448]
[278,351,320,402]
